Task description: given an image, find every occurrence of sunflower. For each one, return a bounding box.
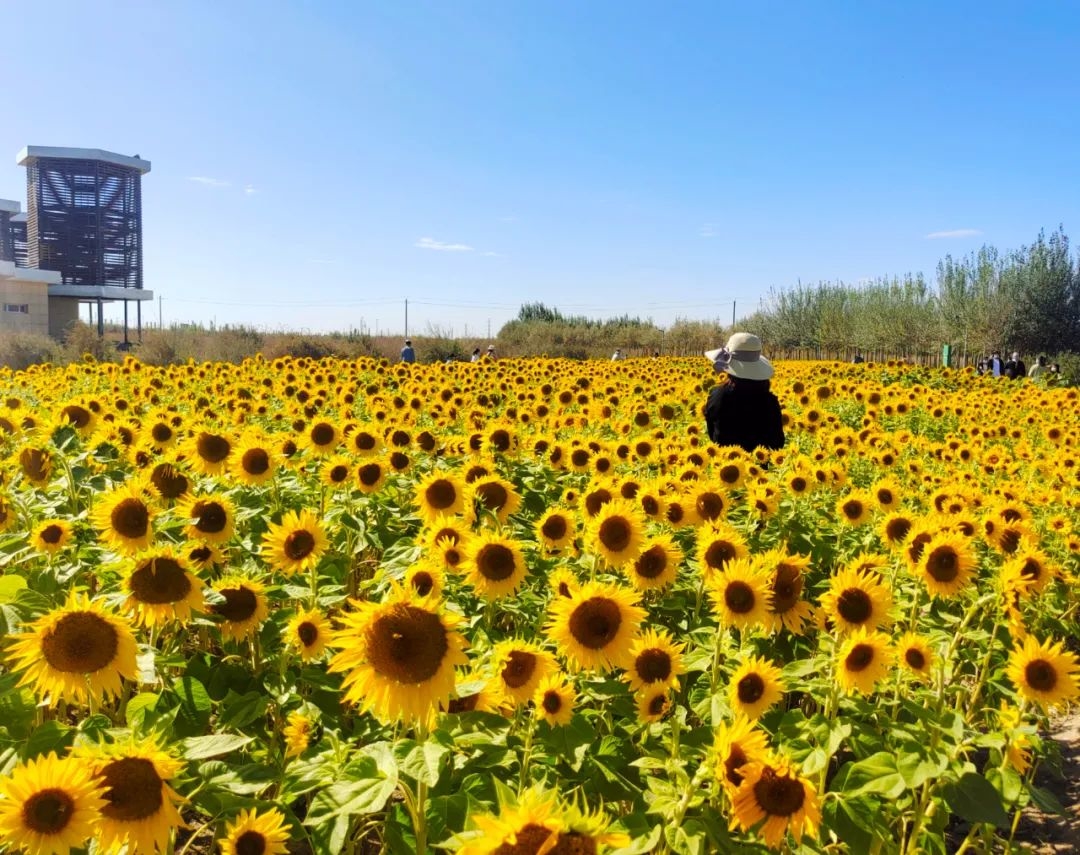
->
[1007,540,1057,594]
[74,737,185,854]
[320,455,354,490]
[546,580,645,672]
[184,541,225,573]
[713,715,771,796]
[209,577,270,642]
[261,509,328,575]
[328,590,469,724]
[445,673,506,716]
[728,655,786,720]
[8,593,138,705]
[404,563,444,599]
[348,424,383,456]
[637,686,672,723]
[219,808,290,855]
[896,631,934,680]
[470,475,523,525]
[286,608,332,661]
[186,429,233,476]
[707,558,772,630]
[535,508,577,551]
[0,494,15,532]
[870,477,902,511]
[457,788,565,855]
[461,531,529,599]
[586,499,645,568]
[622,628,685,693]
[414,470,468,522]
[534,673,576,726]
[18,445,54,485]
[421,515,471,552]
[836,629,893,695]
[356,458,388,494]
[625,534,681,591]
[283,711,314,758]
[303,420,340,456]
[1005,634,1080,710]
[91,481,155,554]
[880,512,915,548]
[148,460,191,503]
[433,533,468,573]
[836,490,874,526]
[731,755,821,849]
[177,493,236,545]
[0,752,105,855]
[818,566,893,633]
[692,482,729,523]
[758,550,814,634]
[998,705,1034,774]
[695,521,749,576]
[231,433,278,486]
[636,483,667,520]
[124,549,205,627]
[490,640,556,705]
[917,532,976,598]
[32,519,73,555]
[548,567,580,599]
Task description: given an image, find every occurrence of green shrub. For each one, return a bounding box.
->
[0,332,62,369]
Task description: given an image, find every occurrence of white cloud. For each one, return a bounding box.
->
[415,237,474,252]
[925,228,982,239]
[244,184,257,195]
[186,176,230,187]
[699,223,717,238]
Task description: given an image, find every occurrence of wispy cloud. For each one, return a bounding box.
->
[699,223,717,238]
[244,184,257,196]
[186,176,231,187]
[498,215,518,223]
[415,237,474,252]
[925,228,982,240]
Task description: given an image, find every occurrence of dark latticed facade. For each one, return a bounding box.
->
[10,215,29,268]
[0,207,12,263]
[24,152,146,288]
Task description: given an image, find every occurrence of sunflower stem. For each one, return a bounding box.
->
[960,611,1004,718]
[517,711,536,794]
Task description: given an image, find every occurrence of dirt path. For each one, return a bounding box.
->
[1014,712,1080,853]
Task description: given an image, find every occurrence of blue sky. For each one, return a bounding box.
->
[2,1,1078,336]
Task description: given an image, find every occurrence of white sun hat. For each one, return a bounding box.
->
[704,332,774,380]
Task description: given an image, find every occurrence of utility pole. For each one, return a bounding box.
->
[487,318,491,339]
[404,298,408,338]
[158,295,163,329]
[732,300,736,327]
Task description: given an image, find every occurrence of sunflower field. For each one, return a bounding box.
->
[0,353,1076,855]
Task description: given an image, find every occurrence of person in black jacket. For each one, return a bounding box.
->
[704,332,785,453]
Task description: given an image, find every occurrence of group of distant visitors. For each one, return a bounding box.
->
[976,351,1060,380]
[400,340,497,364]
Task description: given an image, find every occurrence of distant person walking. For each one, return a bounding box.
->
[470,347,482,363]
[611,348,623,361]
[987,351,1004,377]
[1028,355,1049,380]
[400,340,416,364]
[485,344,497,360]
[1004,351,1026,380]
[852,351,865,364]
[703,332,785,454]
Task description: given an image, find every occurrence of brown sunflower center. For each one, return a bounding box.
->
[1024,659,1057,692]
[61,404,92,428]
[635,649,672,683]
[704,541,737,571]
[130,557,191,604]
[641,496,660,516]
[40,524,65,544]
[196,433,230,463]
[193,501,227,534]
[476,482,509,511]
[999,530,1022,554]
[724,580,757,614]
[836,588,872,624]
[771,565,804,613]
[367,605,449,684]
[791,476,808,492]
[925,547,959,583]
[151,464,189,500]
[354,432,377,451]
[447,693,480,714]
[1020,559,1042,581]
[541,515,568,542]
[297,621,319,646]
[571,449,590,467]
[310,423,335,446]
[904,648,926,670]
[284,530,316,561]
[235,830,269,855]
[752,767,806,817]
[842,500,865,521]
[648,694,668,716]
[725,745,749,786]
[358,463,383,487]
[737,673,766,704]
[635,547,668,579]
[476,544,516,581]
[100,757,165,822]
[696,492,725,521]
[584,489,613,517]
[877,488,895,506]
[502,650,538,688]
[20,448,51,481]
[21,788,75,834]
[542,691,563,715]
[425,479,458,510]
[492,823,559,855]
[886,517,912,543]
[598,517,632,552]
[241,449,270,475]
[111,497,150,539]
[907,533,932,564]
[569,597,621,649]
[151,423,173,442]
[719,464,741,484]
[41,612,120,674]
[213,587,258,622]
[845,643,875,673]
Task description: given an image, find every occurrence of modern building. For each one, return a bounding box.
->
[3,146,153,341]
[1,198,63,337]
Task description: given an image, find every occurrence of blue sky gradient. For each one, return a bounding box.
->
[2,1,1078,335]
